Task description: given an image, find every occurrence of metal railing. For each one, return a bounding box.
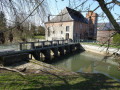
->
[73,39,96,43]
[0,39,96,52]
[19,39,73,50]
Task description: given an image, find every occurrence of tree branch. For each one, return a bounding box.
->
[106,1,114,5]
[112,0,120,6]
[0,66,26,76]
[96,0,120,33]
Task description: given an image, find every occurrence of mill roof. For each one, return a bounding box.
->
[47,7,88,24]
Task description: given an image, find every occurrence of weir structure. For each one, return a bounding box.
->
[0,40,84,66]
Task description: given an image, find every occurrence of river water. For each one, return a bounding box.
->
[53,51,120,81]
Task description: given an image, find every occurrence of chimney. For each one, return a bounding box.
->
[48,14,50,22]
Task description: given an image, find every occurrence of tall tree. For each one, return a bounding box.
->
[0,11,6,30]
[37,26,45,35]
[0,11,6,44]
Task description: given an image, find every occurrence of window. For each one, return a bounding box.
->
[61,31,63,34]
[53,31,55,34]
[48,27,50,37]
[80,24,82,29]
[76,33,77,37]
[66,26,69,32]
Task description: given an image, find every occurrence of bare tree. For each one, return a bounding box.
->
[0,0,49,43]
[65,0,120,33]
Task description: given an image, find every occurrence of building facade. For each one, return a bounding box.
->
[45,7,98,40]
[86,11,98,39]
[97,30,116,44]
[97,23,117,44]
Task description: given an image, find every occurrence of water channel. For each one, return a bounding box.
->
[53,51,120,82]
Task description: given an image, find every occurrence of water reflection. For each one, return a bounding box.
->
[53,51,120,81]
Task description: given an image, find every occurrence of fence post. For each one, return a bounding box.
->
[50,41,53,46]
[19,43,22,50]
[57,40,59,45]
[42,42,45,47]
[31,42,35,49]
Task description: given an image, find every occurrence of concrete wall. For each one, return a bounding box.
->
[45,21,74,40]
[0,53,29,66]
[81,43,120,55]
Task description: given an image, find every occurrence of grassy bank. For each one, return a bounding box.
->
[34,35,45,39]
[0,71,120,90]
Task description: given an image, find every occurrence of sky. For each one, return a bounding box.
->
[3,0,120,26]
[47,0,120,23]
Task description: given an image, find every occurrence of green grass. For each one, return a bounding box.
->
[34,35,45,39]
[0,71,120,90]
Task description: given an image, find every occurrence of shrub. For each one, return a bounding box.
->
[113,33,120,45]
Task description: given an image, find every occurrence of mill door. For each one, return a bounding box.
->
[66,33,69,39]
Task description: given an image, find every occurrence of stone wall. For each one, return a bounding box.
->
[81,43,120,55]
[73,21,89,40]
[45,21,74,40]
[45,21,93,40]
[97,30,116,44]
[86,11,98,38]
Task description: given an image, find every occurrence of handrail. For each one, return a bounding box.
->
[19,39,72,50]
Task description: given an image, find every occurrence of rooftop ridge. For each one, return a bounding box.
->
[47,7,88,24]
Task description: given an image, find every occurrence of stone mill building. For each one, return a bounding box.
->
[45,7,98,40]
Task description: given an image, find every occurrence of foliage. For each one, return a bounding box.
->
[30,25,45,36]
[34,35,45,39]
[0,11,6,30]
[113,33,120,45]
[30,24,36,35]
[0,11,6,44]
[37,25,45,35]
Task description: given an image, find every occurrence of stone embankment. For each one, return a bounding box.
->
[81,43,120,55]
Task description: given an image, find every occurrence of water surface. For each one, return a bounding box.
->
[53,51,120,81]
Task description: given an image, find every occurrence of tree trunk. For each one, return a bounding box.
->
[96,0,120,33]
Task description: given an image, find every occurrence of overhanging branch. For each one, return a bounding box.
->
[112,0,120,6]
[96,0,120,33]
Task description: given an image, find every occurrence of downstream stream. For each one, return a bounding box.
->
[53,51,120,81]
